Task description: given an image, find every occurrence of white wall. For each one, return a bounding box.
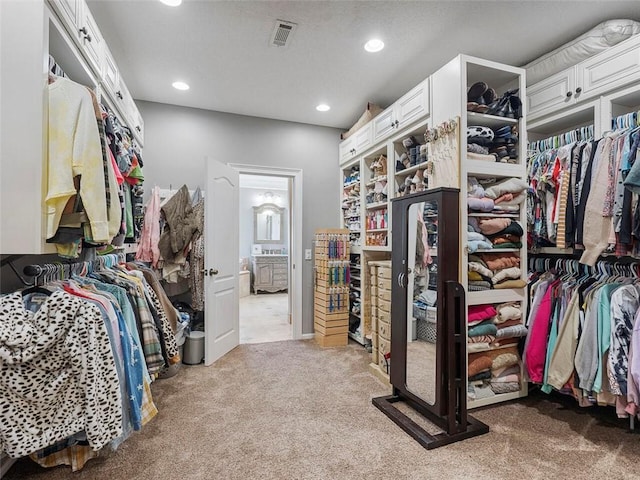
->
[137,101,342,334]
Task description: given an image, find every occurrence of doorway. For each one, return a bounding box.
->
[235,167,302,343]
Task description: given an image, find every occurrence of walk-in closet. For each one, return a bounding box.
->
[2,2,640,478]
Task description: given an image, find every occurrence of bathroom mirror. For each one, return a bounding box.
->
[405,200,438,405]
[253,203,284,244]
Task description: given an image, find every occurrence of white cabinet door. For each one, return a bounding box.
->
[116,79,136,127]
[339,136,355,164]
[78,5,103,75]
[578,35,640,101]
[394,78,430,129]
[48,0,81,37]
[526,68,576,120]
[352,123,372,155]
[102,47,119,97]
[372,105,395,143]
[131,108,144,146]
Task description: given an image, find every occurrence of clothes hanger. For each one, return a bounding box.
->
[20,263,53,296]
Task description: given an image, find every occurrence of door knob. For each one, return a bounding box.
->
[209,268,219,275]
[202,269,208,276]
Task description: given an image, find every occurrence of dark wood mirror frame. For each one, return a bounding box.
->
[372,187,489,449]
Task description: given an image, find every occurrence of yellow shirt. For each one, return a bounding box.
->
[47,77,108,242]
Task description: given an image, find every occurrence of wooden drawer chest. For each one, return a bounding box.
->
[251,255,288,294]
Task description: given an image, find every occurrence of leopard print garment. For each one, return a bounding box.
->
[0,291,123,457]
[143,280,180,364]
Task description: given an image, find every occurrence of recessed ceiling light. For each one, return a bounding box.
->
[172,81,190,91]
[159,0,182,6]
[316,104,330,112]
[364,39,384,53]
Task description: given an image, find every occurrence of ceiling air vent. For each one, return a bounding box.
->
[270,20,297,47]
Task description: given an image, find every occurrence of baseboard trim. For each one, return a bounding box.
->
[302,333,315,340]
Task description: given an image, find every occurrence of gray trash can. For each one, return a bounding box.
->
[183,331,205,365]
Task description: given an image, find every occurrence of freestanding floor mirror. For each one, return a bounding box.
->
[372,187,489,449]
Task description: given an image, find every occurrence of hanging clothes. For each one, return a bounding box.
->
[0,256,179,470]
[526,259,640,419]
[527,125,640,261]
[0,291,123,457]
[189,192,206,311]
[136,186,162,267]
[46,76,109,244]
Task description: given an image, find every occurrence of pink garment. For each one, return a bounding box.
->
[109,148,124,186]
[494,192,526,206]
[468,304,498,323]
[417,208,431,266]
[493,193,513,204]
[525,281,558,383]
[63,282,124,363]
[136,186,161,267]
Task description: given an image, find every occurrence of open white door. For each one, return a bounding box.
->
[204,158,239,365]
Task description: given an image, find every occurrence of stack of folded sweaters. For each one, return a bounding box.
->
[467,176,528,214]
[468,252,526,291]
[467,303,528,399]
[467,218,524,254]
[468,347,523,399]
[467,303,528,350]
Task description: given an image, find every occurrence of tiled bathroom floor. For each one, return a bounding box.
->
[239,292,292,344]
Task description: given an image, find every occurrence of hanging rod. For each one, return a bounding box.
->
[529,124,594,152]
[22,253,125,284]
[611,110,640,131]
[0,255,35,286]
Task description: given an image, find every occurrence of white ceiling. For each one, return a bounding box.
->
[87,0,640,130]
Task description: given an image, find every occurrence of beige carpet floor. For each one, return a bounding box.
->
[6,340,640,480]
[240,292,291,344]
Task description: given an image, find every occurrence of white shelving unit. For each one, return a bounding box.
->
[1,0,145,255]
[349,253,366,345]
[341,161,365,345]
[362,146,390,249]
[337,76,431,373]
[431,54,529,408]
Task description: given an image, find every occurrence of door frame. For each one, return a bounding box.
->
[229,163,303,340]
